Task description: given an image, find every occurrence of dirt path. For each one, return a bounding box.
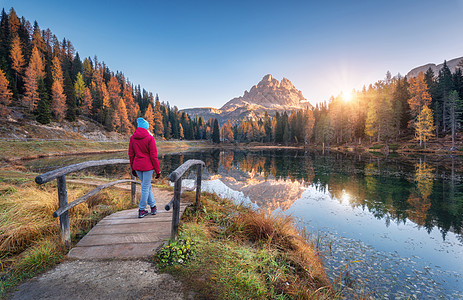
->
[8,260,193,300]
[6,183,193,300]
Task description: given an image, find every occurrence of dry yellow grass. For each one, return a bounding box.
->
[230,210,330,298]
[0,177,135,270]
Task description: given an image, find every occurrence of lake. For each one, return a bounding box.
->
[26,149,463,298]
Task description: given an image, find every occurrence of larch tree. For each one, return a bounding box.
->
[153,95,164,137]
[0,69,12,115]
[365,95,378,143]
[408,72,432,119]
[179,123,184,140]
[23,46,44,112]
[74,72,85,107]
[81,87,93,116]
[222,120,234,142]
[112,98,133,134]
[10,35,24,92]
[304,109,315,145]
[143,103,155,131]
[415,105,435,148]
[51,56,66,121]
[107,75,121,107]
[122,81,137,123]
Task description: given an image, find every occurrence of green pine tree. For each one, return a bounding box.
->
[212,119,220,143]
[36,78,51,124]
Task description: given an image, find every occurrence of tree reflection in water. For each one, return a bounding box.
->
[159,149,462,241]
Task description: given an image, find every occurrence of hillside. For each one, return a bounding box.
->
[181,74,312,125]
[406,56,463,78]
[0,108,127,141]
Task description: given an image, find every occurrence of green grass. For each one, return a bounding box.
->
[154,192,335,300]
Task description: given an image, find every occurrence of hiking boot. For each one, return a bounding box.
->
[138,209,149,218]
[150,205,157,215]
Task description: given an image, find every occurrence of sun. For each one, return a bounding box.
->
[342,90,353,102]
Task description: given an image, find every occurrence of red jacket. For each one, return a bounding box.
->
[128,128,161,174]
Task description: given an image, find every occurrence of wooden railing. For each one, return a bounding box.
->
[165,159,205,240]
[35,159,138,249]
[34,158,206,247]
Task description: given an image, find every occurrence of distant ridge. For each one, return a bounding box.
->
[406,56,463,78]
[181,74,312,125]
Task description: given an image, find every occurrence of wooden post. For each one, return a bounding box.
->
[195,164,202,209]
[57,175,71,249]
[171,178,182,240]
[131,172,137,205]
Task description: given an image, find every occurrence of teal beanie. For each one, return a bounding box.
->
[137,117,149,130]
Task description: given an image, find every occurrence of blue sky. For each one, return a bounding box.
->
[3,0,463,109]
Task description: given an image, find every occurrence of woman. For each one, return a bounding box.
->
[128,117,161,218]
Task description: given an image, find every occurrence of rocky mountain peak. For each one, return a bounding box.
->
[181,74,312,125]
[221,74,307,112]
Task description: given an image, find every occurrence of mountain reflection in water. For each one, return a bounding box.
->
[163,149,462,297]
[163,149,462,241]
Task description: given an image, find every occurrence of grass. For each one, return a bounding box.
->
[0,140,208,161]
[154,192,337,300]
[0,169,136,297]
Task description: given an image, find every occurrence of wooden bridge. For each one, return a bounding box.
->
[34,159,205,260]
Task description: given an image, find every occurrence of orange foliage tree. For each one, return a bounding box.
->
[408,72,432,118]
[153,96,164,137]
[23,47,44,112]
[0,69,12,115]
[51,56,66,120]
[10,35,24,90]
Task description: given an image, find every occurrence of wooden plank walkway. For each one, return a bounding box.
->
[67,186,188,260]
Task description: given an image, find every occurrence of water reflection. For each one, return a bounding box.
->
[23,149,463,296]
[169,149,462,241]
[25,149,463,241]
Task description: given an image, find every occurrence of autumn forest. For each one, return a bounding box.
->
[0,8,462,149]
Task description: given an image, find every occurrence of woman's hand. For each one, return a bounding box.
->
[155,173,160,179]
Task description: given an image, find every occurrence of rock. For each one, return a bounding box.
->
[182,74,312,125]
[406,56,463,78]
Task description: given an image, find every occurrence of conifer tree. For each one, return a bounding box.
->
[0,69,12,115]
[222,120,234,142]
[415,105,435,148]
[63,69,77,121]
[112,98,133,134]
[51,56,66,121]
[122,81,137,123]
[10,35,24,93]
[36,78,51,124]
[23,47,44,112]
[153,94,164,137]
[365,95,378,143]
[179,123,184,140]
[448,90,462,149]
[212,119,220,143]
[81,87,93,116]
[304,109,315,144]
[74,72,85,107]
[144,103,155,130]
[0,9,11,75]
[408,72,432,120]
[108,75,121,107]
[436,61,454,133]
[82,57,93,85]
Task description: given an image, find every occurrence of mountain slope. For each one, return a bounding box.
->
[182,74,312,124]
[406,56,463,78]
